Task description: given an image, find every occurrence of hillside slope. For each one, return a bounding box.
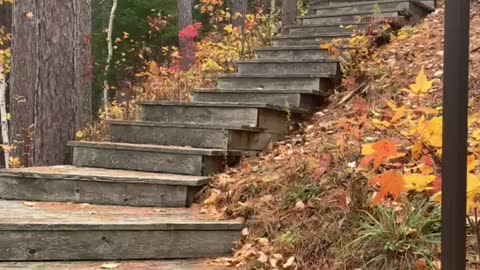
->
[202,3,480,269]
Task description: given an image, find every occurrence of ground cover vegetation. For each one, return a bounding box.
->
[198,2,480,269]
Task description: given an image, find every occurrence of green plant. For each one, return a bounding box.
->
[350,199,440,269]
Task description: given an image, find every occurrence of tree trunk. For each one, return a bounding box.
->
[230,0,248,28]
[177,0,194,70]
[10,0,92,166]
[0,2,11,35]
[282,0,297,34]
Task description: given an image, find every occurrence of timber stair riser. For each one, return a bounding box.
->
[109,120,279,151]
[254,47,332,60]
[235,60,339,75]
[286,24,368,34]
[312,1,415,16]
[140,103,303,133]
[301,11,402,25]
[192,91,325,111]
[215,75,335,92]
[0,166,207,207]
[0,230,239,261]
[70,142,243,176]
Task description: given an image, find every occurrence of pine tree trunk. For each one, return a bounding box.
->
[10,0,92,166]
[0,3,11,35]
[282,0,297,34]
[230,0,248,28]
[177,0,194,70]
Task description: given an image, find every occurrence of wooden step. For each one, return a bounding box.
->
[215,73,335,92]
[301,10,402,25]
[1,260,231,270]
[311,0,414,16]
[272,33,351,47]
[234,59,339,75]
[0,200,242,260]
[139,101,308,133]
[109,120,279,151]
[255,46,333,60]
[192,89,327,111]
[69,141,255,176]
[0,260,230,270]
[285,22,369,34]
[0,166,208,207]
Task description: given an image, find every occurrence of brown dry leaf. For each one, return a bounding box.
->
[283,256,296,268]
[313,153,333,181]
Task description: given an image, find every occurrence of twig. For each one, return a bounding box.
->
[336,82,367,107]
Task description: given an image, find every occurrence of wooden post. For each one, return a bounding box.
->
[282,0,297,34]
[442,0,470,268]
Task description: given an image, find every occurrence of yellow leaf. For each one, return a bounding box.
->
[371,119,391,130]
[473,129,480,141]
[409,66,433,95]
[361,143,375,156]
[386,100,407,123]
[469,113,479,127]
[411,141,423,160]
[9,157,21,168]
[403,174,436,192]
[75,131,84,140]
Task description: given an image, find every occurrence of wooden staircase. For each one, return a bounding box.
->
[0,1,433,268]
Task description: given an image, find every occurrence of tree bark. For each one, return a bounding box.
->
[10,0,92,166]
[230,0,248,28]
[0,2,11,35]
[282,0,297,34]
[177,0,194,70]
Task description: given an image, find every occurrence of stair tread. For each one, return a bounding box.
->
[300,7,403,18]
[193,88,325,94]
[0,199,242,230]
[272,32,352,39]
[235,59,338,63]
[215,73,336,78]
[311,0,433,10]
[108,120,264,132]
[69,141,258,156]
[0,260,229,270]
[0,165,209,186]
[286,21,369,28]
[139,101,310,114]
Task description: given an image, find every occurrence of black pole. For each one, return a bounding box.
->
[441,0,470,268]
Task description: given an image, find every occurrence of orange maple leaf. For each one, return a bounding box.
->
[360,139,404,170]
[369,170,404,204]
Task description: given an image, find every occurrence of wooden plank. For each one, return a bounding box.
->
[72,146,206,175]
[0,260,230,270]
[0,230,239,260]
[0,175,198,207]
[0,200,243,230]
[0,166,209,186]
